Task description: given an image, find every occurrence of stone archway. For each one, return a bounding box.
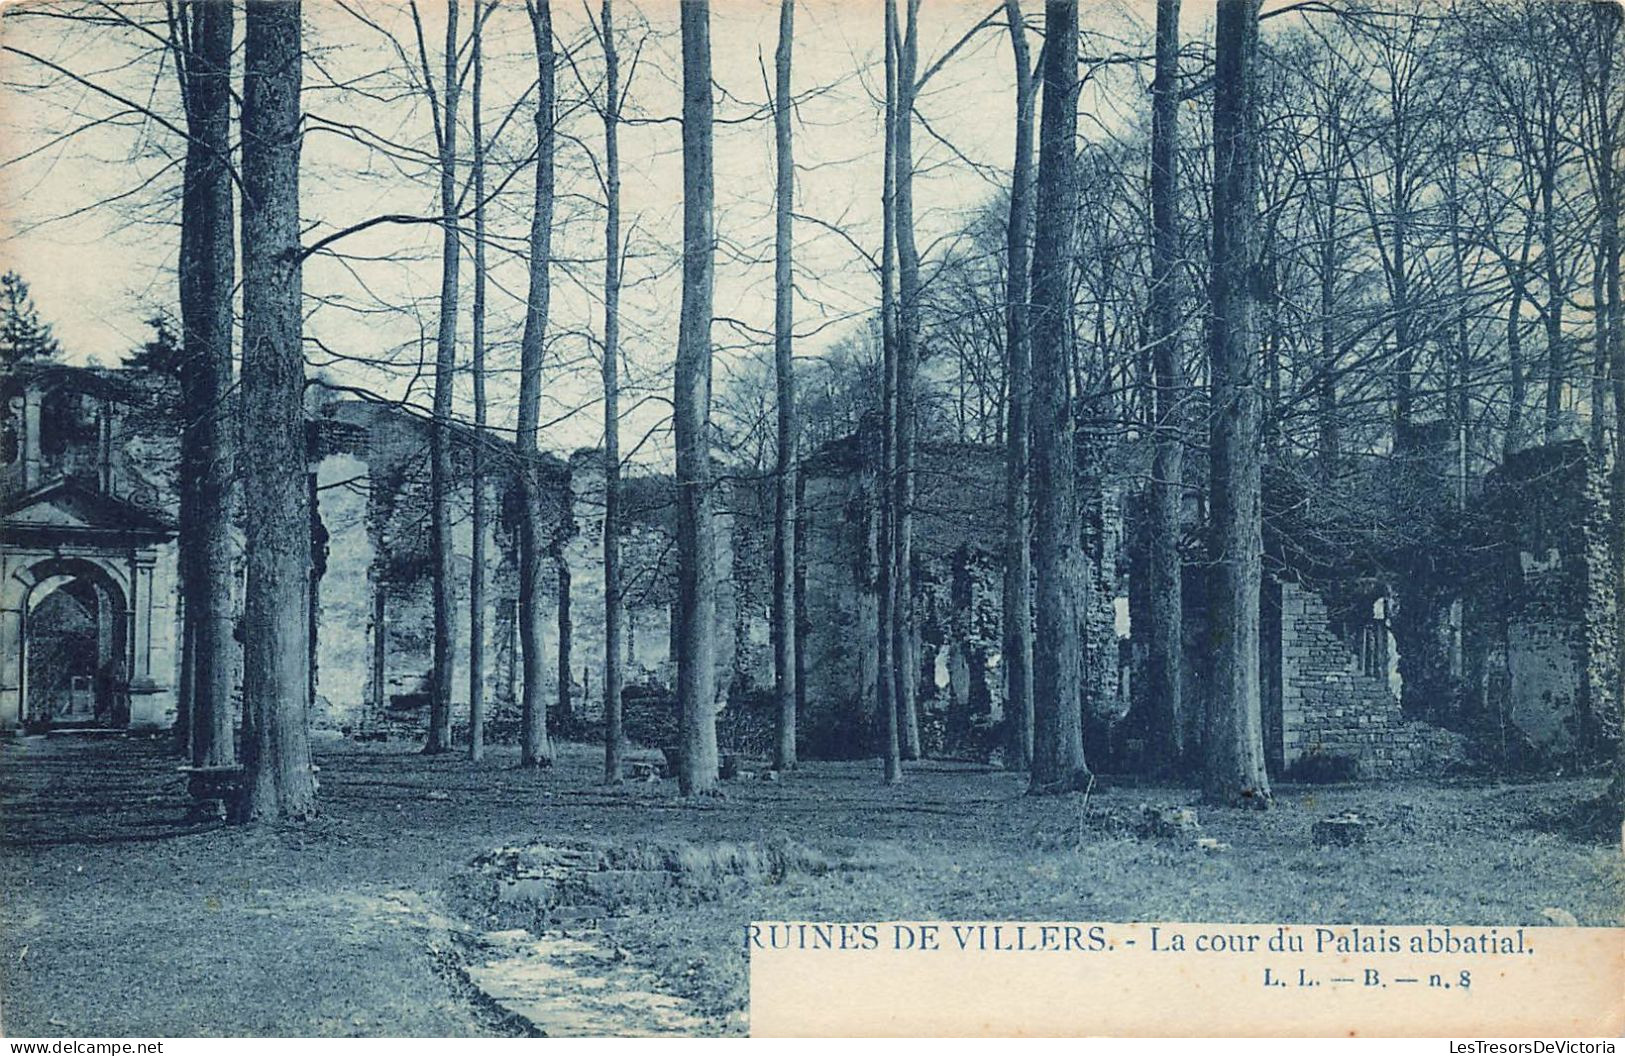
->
[4,469,179,733]
[29,582,100,724]
[25,568,130,727]
[10,557,132,730]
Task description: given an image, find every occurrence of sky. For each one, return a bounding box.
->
[0,0,1210,459]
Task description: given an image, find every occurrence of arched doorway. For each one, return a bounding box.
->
[21,560,130,729]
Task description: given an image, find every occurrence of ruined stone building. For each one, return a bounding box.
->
[3,365,182,731]
[798,420,1130,760]
[4,361,1615,777]
[799,415,1617,776]
[2,363,773,742]
[312,401,776,745]
[1241,427,1617,777]
[1465,442,1619,767]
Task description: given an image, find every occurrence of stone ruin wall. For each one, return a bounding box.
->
[798,428,1127,761]
[1279,582,1465,777]
[1466,441,1619,767]
[311,402,541,738]
[32,366,1609,774]
[798,434,880,755]
[1078,450,1128,736]
[309,400,772,741]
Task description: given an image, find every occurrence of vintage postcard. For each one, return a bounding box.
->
[0,0,1620,1040]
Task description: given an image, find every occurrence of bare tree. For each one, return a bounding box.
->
[556,549,572,731]
[771,0,799,773]
[1593,0,1625,817]
[468,0,492,763]
[1000,0,1035,772]
[409,0,461,755]
[1598,3,1624,814]
[171,0,236,770]
[1563,2,1621,466]
[1347,7,1443,433]
[1144,0,1185,775]
[878,0,903,784]
[1029,0,1088,795]
[892,0,922,761]
[240,0,316,820]
[598,0,626,784]
[1470,4,1581,445]
[675,0,720,796]
[518,0,557,769]
[1276,31,1362,479]
[1204,0,1271,809]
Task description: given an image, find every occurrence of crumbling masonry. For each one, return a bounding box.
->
[3,364,1615,777]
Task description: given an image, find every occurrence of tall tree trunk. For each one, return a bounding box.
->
[1541,163,1566,443]
[176,0,237,769]
[308,475,323,723]
[675,0,720,796]
[878,0,902,784]
[1145,0,1184,776]
[1447,159,1471,506]
[1594,1,1625,817]
[1029,0,1088,795]
[1001,0,1035,772]
[771,0,799,772]
[240,0,316,821]
[1263,285,1281,454]
[794,463,809,738]
[1593,248,1608,457]
[1586,2,1620,468]
[1204,0,1271,809]
[893,0,922,761]
[174,69,201,765]
[556,551,572,734]
[1446,157,1470,679]
[425,0,461,755]
[1387,117,1413,434]
[1316,152,1341,481]
[518,0,556,768]
[1317,371,1339,480]
[468,0,490,763]
[600,0,625,784]
[176,613,194,757]
[176,130,200,766]
[1505,235,1532,458]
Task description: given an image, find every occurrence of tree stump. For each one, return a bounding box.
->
[1139,805,1200,840]
[1312,812,1370,847]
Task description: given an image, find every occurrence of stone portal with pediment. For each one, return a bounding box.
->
[2,479,180,731]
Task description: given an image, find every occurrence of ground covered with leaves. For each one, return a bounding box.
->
[1,733,1618,1036]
